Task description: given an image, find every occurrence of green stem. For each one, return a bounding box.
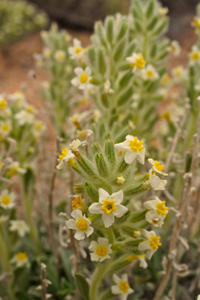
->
[24,191,41,254]
[89,262,111,300]
[0,230,10,271]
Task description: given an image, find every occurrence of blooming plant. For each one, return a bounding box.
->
[0,0,200,299]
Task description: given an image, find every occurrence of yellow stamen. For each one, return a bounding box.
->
[149,236,162,249]
[147,71,153,77]
[75,47,84,54]
[118,150,125,156]
[71,196,84,210]
[154,161,164,172]
[76,218,88,231]
[96,245,108,257]
[101,199,116,214]
[1,196,10,205]
[191,52,199,60]
[156,201,168,215]
[135,56,146,69]
[58,148,68,160]
[80,74,88,83]
[16,252,27,261]
[129,137,144,152]
[119,281,130,293]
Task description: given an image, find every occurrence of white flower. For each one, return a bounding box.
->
[0,215,8,225]
[111,274,134,300]
[161,74,171,86]
[138,255,148,268]
[126,53,146,73]
[93,110,101,121]
[115,135,145,164]
[144,196,168,228]
[8,91,26,107]
[33,120,46,137]
[89,237,112,262]
[138,229,162,260]
[0,121,12,138]
[146,174,167,191]
[71,195,85,211]
[54,50,66,62]
[171,66,186,83]
[191,17,200,35]
[89,189,128,228]
[9,220,30,237]
[141,65,159,81]
[66,210,93,240]
[197,295,200,300]
[11,252,29,268]
[15,110,35,126]
[148,158,168,176]
[71,67,93,90]
[167,40,181,57]
[103,80,114,94]
[0,190,16,209]
[68,38,86,60]
[6,161,26,176]
[69,139,81,152]
[24,104,37,115]
[56,148,75,170]
[159,7,168,17]
[189,45,200,65]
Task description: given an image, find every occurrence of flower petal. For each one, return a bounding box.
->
[102,212,115,228]
[89,203,102,214]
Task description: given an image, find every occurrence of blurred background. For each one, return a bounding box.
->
[0,0,199,106]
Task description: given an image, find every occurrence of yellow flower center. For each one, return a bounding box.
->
[80,74,88,84]
[67,158,78,169]
[147,70,153,77]
[119,281,130,293]
[156,201,168,215]
[135,56,146,69]
[35,122,42,130]
[162,75,170,83]
[191,52,199,60]
[0,99,7,110]
[59,148,68,160]
[2,124,9,131]
[149,236,162,250]
[129,137,144,152]
[16,252,27,261]
[174,70,181,76]
[27,107,34,113]
[71,196,84,210]
[153,161,164,172]
[96,245,108,257]
[1,195,10,205]
[75,47,84,54]
[101,199,116,214]
[76,218,88,231]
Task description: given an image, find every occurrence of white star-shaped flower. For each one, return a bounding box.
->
[66,209,93,240]
[68,38,86,60]
[148,158,168,176]
[145,174,167,191]
[189,45,200,65]
[144,196,168,228]
[138,229,162,260]
[11,252,29,268]
[141,65,159,81]
[54,50,66,62]
[89,189,128,228]
[89,237,112,262]
[115,135,145,164]
[103,79,114,94]
[0,190,16,209]
[9,220,30,237]
[126,53,146,73]
[111,274,134,300]
[167,40,181,57]
[15,110,35,126]
[56,148,75,170]
[71,67,93,90]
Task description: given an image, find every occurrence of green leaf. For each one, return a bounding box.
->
[113,37,127,62]
[130,209,148,223]
[74,273,90,300]
[147,16,158,30]
[92,142,102,154]
[117,86,133,106]
[119,71,133,89]
[106,16,114,44]
[85,182,99,202]
[146,0,155,18]
[98,48,106,75]
[95,153,109,177]
[76,156,97,177]
[116,21,128,41]
[60,249,74,285]
[104,140,116,166]
[152,18,168,36]
[88,46,96,68]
